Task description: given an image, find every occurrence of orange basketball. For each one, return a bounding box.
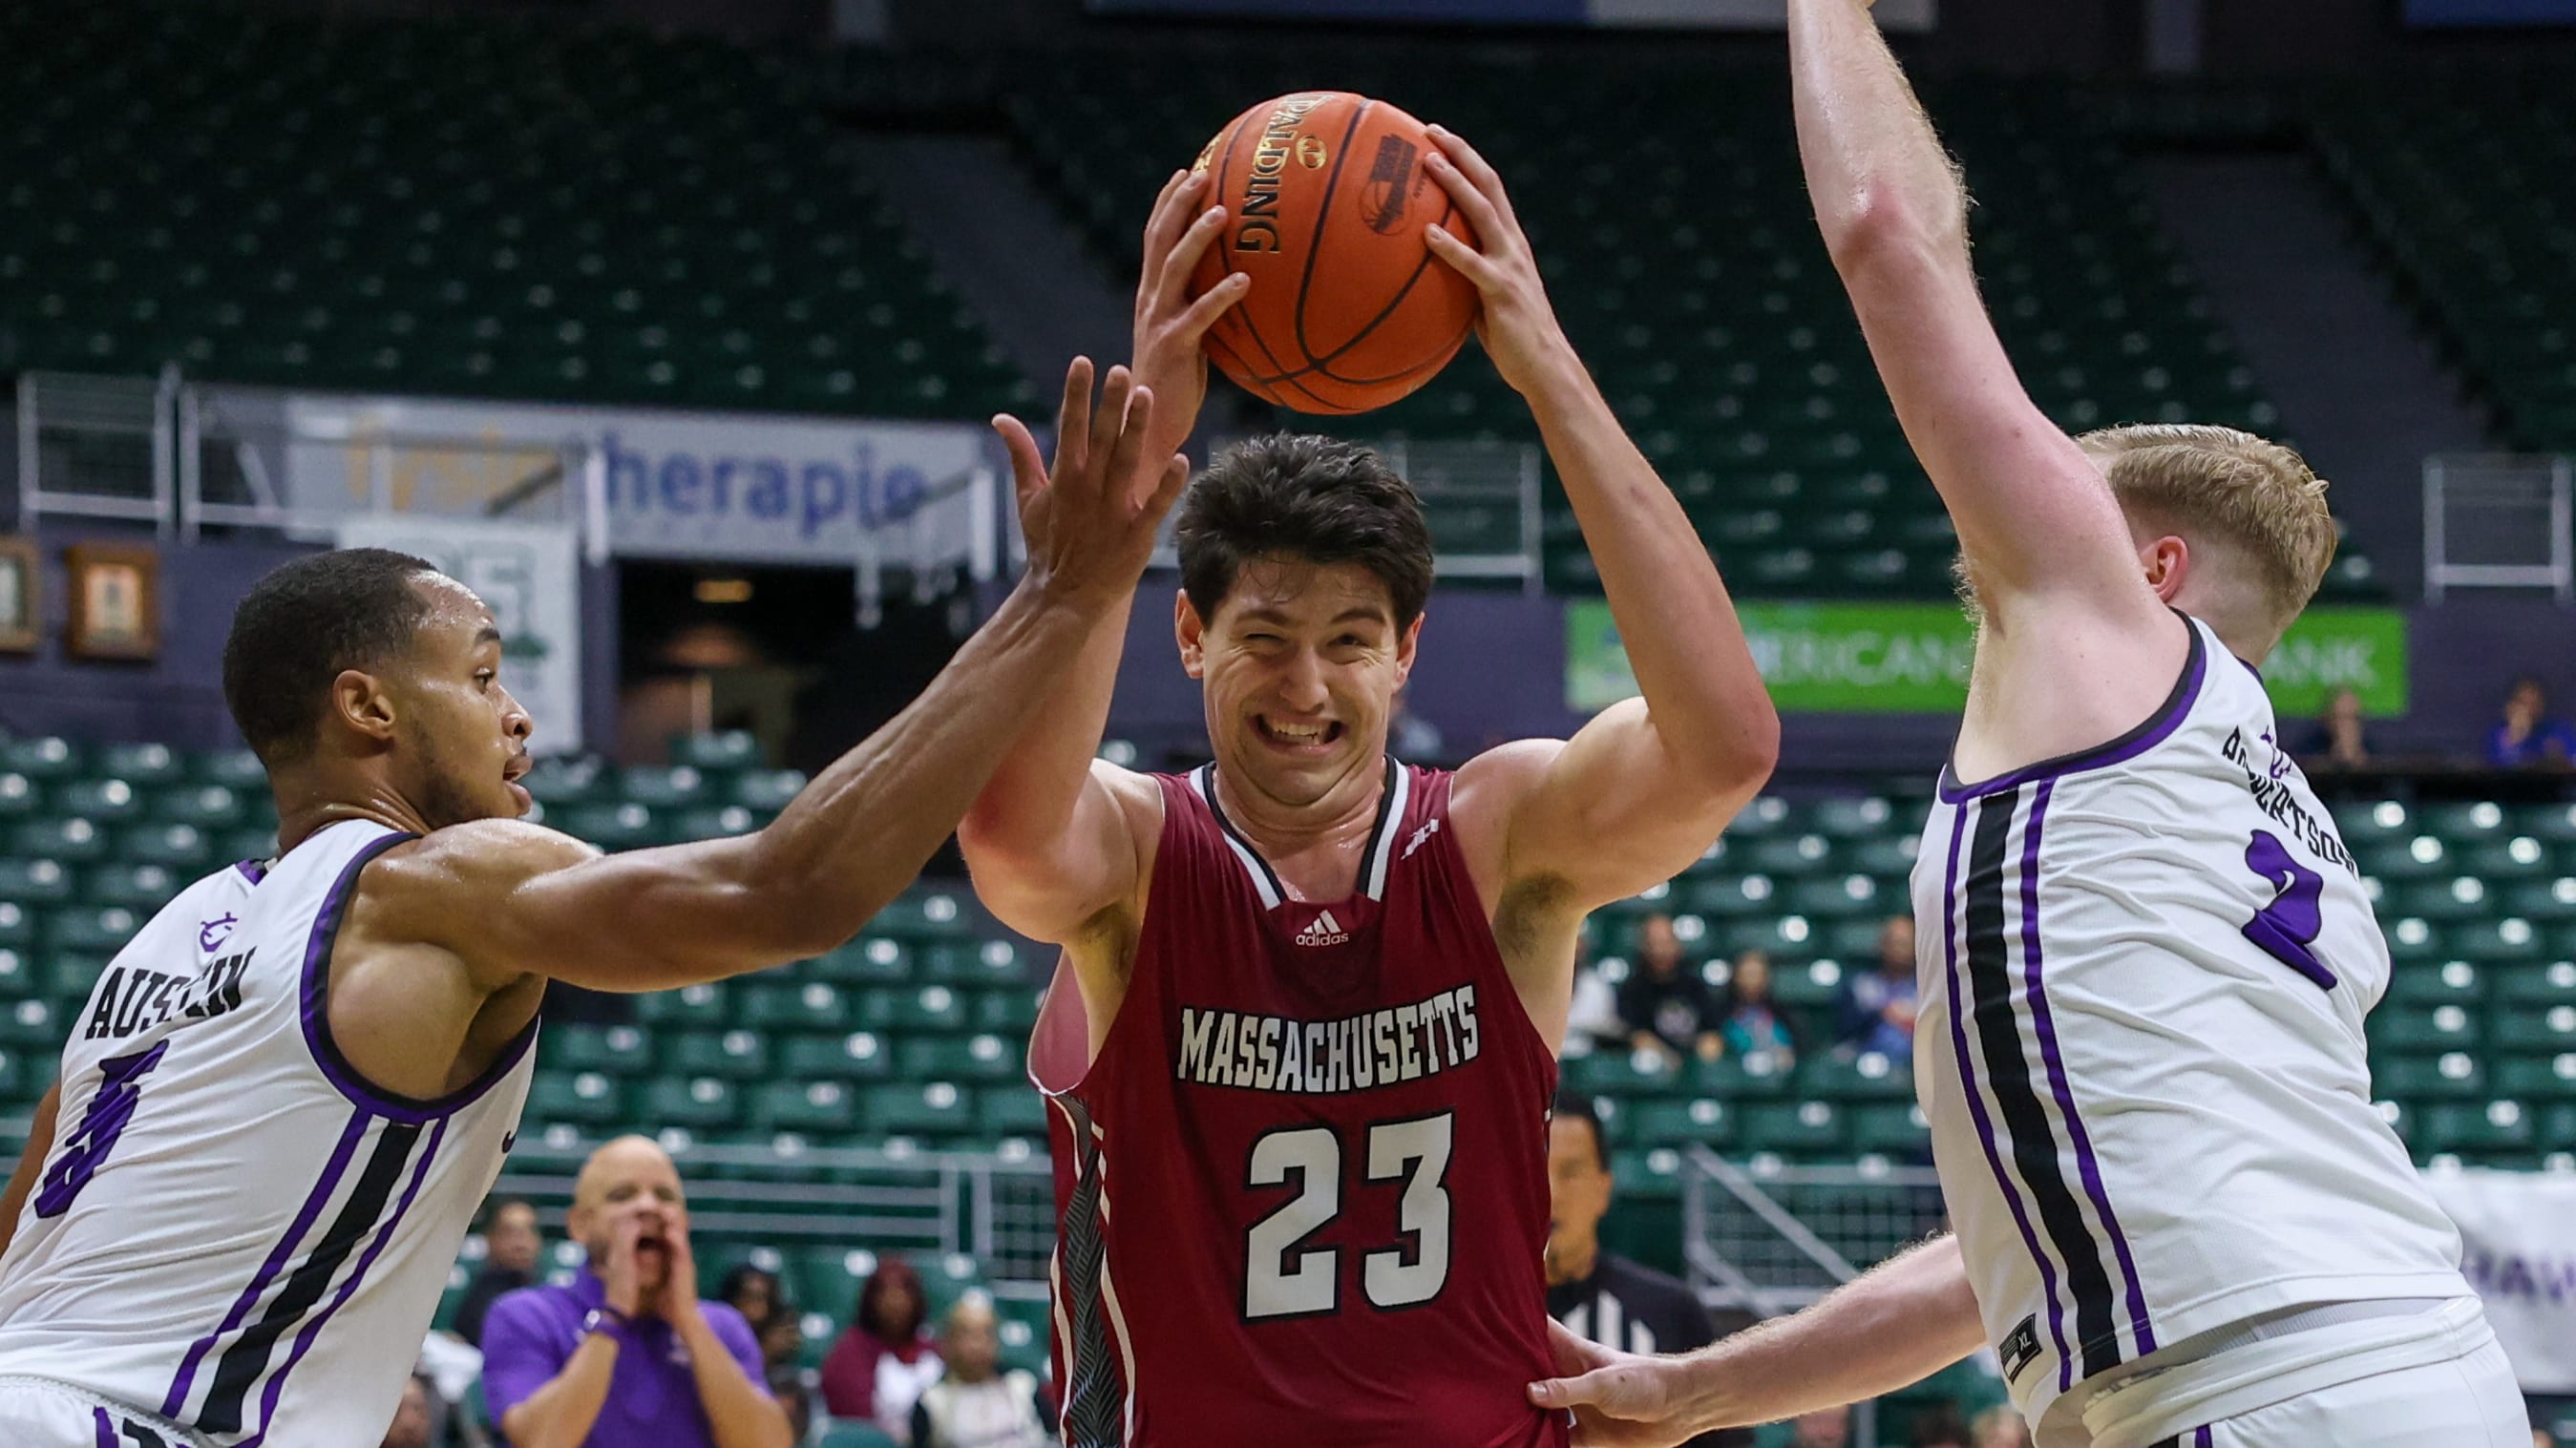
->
[1187,92,1479,415]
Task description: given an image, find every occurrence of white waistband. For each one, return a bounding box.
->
[2079,1296,2495,1448]
[0,1375,212,1448]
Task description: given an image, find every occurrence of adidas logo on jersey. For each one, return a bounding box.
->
[1295,910,1350,947]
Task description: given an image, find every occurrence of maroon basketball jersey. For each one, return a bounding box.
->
[1031,760,1571,1448]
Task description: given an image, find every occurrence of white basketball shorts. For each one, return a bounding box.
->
[0,1375,211,1448]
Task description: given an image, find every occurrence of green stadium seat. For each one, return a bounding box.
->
[779,1031,895,1082]
[636,982,733,1030]
[85,863,180,910]
[555,803,663,850]
[809,936,916,985]
[2377,1051,2487,1100]
[545,1024,655,1077]
[2493,1053,2576,1101]
[45,906,141,955]
[0,858,77,906]
[2370,1004,2481,1053]
[976,1085,1047,1136]
[527,1070,629,1126]
[862,985,967,1035]
[668,1029,773,1081]
[751,1079,859,1134]
[865,1081,974,1135]
[1848,1102,1932,1156]
[673,732,763,771]
[2382,960,2484,1007]
[0,774,39,820]
[190,749,267,790]
[150,786,252,830]
[2498,961,2576,1008]
[0,738,83,780]
[116,824,215,871]
[0,904,29,949]
[11,820,108,864]
[972,988,1043,1036]
[56,780,144,824]
[1740,1100,1848,1156]
[897,1034,1019,1082]
[0,998,57,1050]
[2418,1101,2534,1158]
[97,743,184,786]
[620,766,709,808]
[640,1076,743,1130]
[2492,1006,2576,1055]
[1798,1051,1912,1101]
[1562,1050,1686,1099]
[1629,1097,1734,1150]
[742,982,853,1033]
[1607,1147,1690,1201]
[1688,1052,1794,1100]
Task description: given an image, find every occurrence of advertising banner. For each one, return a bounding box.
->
[1568,600,2409,717]
[334,516,585,755]
[278,393,999,574]
[2423,1167,2576,1393]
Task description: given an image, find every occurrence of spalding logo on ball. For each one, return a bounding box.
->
[1188,92,1480,415]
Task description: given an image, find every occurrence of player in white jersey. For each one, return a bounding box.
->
[1524,4,2529,1446]
[0,362,1190,1448]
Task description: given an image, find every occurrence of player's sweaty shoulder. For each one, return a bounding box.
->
[353,819,601,948]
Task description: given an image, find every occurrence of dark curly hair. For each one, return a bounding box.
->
[1176,434,1433,629]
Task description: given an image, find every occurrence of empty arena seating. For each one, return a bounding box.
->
[1002,47,2382,602]
[2312,67,2576,452]
[0,1,1025,417]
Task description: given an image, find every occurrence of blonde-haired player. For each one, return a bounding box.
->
[1527,3,2527,1446]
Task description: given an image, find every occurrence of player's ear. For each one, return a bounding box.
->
[1175,588,1208,680]
[1394,613,1424,682]
[328,668,399,747]
[2140,535,2189,604]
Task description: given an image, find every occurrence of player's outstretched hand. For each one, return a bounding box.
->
[1529,1318,1701,1448]
[993,358,1191,611]
[1419,124,1576,401]
[1132,167,1249,460]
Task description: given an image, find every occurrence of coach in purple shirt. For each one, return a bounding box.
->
[482,1136,792,1448]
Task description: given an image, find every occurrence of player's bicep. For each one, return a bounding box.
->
[1844,241,2160,622]
[961,760,1149,946]
[389,822,786,995]
[1479,709,1751,912]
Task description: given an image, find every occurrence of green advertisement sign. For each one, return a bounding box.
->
[1567,601,2408,717]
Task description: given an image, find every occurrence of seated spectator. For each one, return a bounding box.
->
[1715,949,1798,1065]
[1911,1403,1973,1447]
[1971,1405,2032,1448]
[1835,916,1919,1061]
[718,1264,785,1336]
[758,1303,816,1443]
[1792,1406,1851,1448]
[2487,675,2576,769]
[821,1255,942,1438]
[379,1373,436,1448]
[2296,686,2374,770]
[480,1136,791,1448]
[1563,935,1628,1058]
[1615,913,1722,1063]
[911,1294,1053,1448]
[453,1195,542,1349]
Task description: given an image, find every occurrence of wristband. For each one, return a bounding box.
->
[582,1306,631,1339]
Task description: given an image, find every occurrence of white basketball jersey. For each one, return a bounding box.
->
[0,820,536,1447]
[1911,617,2469,1432]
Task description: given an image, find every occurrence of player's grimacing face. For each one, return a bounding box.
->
[1179,556,1420,810]
[391,578,533,829]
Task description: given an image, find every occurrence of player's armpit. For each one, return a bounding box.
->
[961,758,1157,948]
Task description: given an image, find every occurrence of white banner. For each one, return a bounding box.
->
[334,517,586,757]
[2426,1167,2576,1393]
[280,393,1000,573]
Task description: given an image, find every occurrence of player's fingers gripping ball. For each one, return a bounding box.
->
[1186,92,1479,415]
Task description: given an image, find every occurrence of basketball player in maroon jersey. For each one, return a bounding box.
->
[957,134,1779,1448]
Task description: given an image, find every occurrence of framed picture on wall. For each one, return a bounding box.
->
[0,537,35,654]
[65,543,160,661]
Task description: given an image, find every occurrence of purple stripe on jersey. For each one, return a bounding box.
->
[232,860,266,886]
[1940,807,2073,1389]
[238,1115,449,1447]
[93,1406,116,1448]
[299,828,542,1123]
[162,1106,369,1417]
[2195,1429,2213,1447]
[2017,780,2159,1357]
[1938,615,2207,804]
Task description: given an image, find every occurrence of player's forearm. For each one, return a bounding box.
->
[1525,355,1779,791]
[731,580,1101,957]
[959,593,1135,861]
[676,1311,794,1448]
[1666,1235,1984,1430]
[1790,0,1968,272]
[499,1335,621,1448]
